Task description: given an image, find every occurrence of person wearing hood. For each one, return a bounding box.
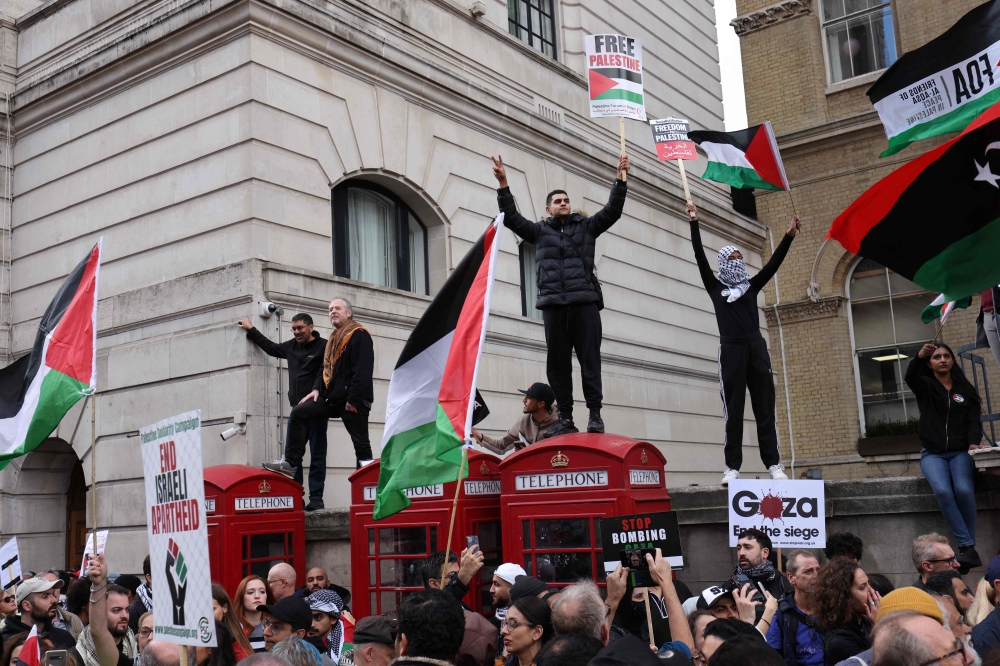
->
[686,201,799,485]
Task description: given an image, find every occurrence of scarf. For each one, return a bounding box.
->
[495,606,508,623]
[322,319,365,388]
[325,623,345,664]
[717,246,751,302]
[136,582,153,613]
[734,559,777,583]
[308,589,344,663]
[76,626,138,666]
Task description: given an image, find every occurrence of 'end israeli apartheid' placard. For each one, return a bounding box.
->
[728,479,825,548]
[586,34,646,121]
[141,411,216,647]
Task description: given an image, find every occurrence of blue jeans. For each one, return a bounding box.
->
[920,450,977,547]
[291,418,329,502]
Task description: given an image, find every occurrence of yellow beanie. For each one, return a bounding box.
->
[876,587,944,623]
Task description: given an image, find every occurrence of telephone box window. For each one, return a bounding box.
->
[241,532,295,579]
[365,525,438,614]
[521,518,604,587]
[473,521,503,614]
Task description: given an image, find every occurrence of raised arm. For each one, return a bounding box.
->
[87,553,123,666]
[238,319,287,359]
[686,203,719,291]
[493,155,539,243]
[749,215,800,291]
[473,425,517,455]
[647,549,694,651]
[587,155,630,236]
[905,344,935,396]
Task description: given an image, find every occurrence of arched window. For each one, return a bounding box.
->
[849,258,934,433]
[332,181,428,295]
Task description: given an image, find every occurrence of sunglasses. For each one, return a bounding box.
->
[1,595,13,604]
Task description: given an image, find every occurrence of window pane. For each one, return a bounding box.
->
[522,520,531,549]
[348,188,392,287]
[891,294,937,344]
[887,271,923,296]
[478,521,501,550]
[534,518,590,549]
[380,591,414,613]
[851,300,896,348]
[846,14,877,77]
[379,527,429,555]
[379,559,423,587]
[370,560,376,586]
[250,533,287,559]
[408,213,427,295]
[520,243,543,320]
[524,554,532,573]
[823,0,845,21]
[369,529,376,556]
[535,553,594,583]
[858,348,909,426]
[826,21,853,82]
[850,264,888,300]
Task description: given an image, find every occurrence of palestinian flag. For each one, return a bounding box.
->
[0,242,101,471]
[921,294,973,324]
[16,625,40,666]
[868,0,1000,156]
[688,122,789,191]
[589,68,643,106]
[828,100,1000,299]
[373,216,502,520]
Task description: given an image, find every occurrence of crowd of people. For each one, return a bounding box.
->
[4,527,1000,666]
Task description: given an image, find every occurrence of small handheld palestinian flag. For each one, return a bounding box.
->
[688,122,789,191]
[373,216,502,520]
[827,100,1000,299]
[0,241,101,471]
[868,0,1000,157]
[921,294,972,324]
[16,624,40,666]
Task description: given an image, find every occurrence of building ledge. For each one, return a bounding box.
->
[825,70,883,96]
[304,507,351,541]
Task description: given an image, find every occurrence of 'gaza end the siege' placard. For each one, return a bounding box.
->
[727,479,826,548]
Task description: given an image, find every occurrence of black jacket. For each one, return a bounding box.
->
[497,180,627,309]
[1,614,76,649]
[314,328,374,412]
[904,355,982,453]
[972,605,1000,660]
[822,617,871,666]
[246,328,326,406]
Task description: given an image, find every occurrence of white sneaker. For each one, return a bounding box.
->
[721,469,740,485]
[768,464,788,480]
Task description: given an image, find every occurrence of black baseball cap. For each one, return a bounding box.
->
[695,583,734,610]
[518,383,555,406]
[258,596,312,632]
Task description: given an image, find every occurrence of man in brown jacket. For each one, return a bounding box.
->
[471,383,560,454]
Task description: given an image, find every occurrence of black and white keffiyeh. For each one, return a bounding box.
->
[717,245,751,302]
[307,589,344,663]
[136,582,153,613]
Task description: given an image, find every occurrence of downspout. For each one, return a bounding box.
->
[767,227,796,477]
[276,308,285,461]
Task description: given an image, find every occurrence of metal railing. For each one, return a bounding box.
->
[956,343,1000,446]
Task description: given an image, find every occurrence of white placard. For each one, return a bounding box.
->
[464,480,501,495]
[728,479,826,548]
[585,34,646,120]
[363,484,444,502]
[79,530,109,577]
[629,469,661,486]
[515,470,608,491]
[0,537,22,590]
[140,411,216,647]
[234,496,294,511]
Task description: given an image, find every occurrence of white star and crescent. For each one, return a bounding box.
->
[974,141,1000,188]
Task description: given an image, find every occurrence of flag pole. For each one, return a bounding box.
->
[619,117,628,182]
[91,394,97,539]
[786,189,798,218]
[932,317,948,344]
[677,159,692,204]
[439,446,469,588]
[644,587,656,649]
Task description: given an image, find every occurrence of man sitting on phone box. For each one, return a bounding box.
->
[471,383,560,454]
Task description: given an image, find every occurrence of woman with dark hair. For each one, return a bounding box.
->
[192,622,237,666]
[231,576,274,653]
[212,584,254,660]
[499,596,552,666]
[811,557,880,666]
[906,341,988,572]
[2,632,27,666]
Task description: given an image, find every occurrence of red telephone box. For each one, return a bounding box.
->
[498,433,669,590]
[204,465,306,596]
[348,451,502,618]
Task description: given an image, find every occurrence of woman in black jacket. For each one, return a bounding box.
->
[812,557,880,666]
[906,342,988,571]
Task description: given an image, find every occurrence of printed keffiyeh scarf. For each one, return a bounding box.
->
[136,582,153,613]
[717,245,751,303]
[733,559,777,583]
[76,626,138,666]
[308,589,344,663]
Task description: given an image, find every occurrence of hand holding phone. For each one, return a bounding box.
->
[465,535,480,553]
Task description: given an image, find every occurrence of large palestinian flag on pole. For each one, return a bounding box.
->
[689,123,789,191]
[868,0,1000,156]
[373,216,503,520]
[921,294,973,324]
[828,100,1000,299]
[0,242,101,470]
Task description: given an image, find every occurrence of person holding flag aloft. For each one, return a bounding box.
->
[685,201,799,484]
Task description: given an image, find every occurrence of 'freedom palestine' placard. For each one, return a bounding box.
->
[586,34,646,121]
[650,118,697,161]
[140,411,216,648]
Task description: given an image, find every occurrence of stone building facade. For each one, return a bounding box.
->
[733,0,1000,479]
[0,0,772,573]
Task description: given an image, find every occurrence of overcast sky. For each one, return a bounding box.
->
[715,0,748,131]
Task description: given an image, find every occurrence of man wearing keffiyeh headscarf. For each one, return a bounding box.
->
[686,201,801,486]
[307,589,346,664]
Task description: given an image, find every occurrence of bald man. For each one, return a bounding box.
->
[139,641,180,666]
[268,563,297,601]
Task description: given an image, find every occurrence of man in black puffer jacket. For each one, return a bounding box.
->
[492,154,629,436]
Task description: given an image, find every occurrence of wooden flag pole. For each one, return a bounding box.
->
[787,189,798,218]
[644,587,656,650]
[677,159,692,204]
[932,316,948,345]
[91,394,98,539]
[440,446,470,588]
[619,117,628,182]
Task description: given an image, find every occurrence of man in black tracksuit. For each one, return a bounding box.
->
[491,153,630,436]
[265,298,374,492]
[687,202,800,484]
[239,313,327,510]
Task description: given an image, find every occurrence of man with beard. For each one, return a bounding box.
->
[74,554,139,666]
[307,589,347,663]
[734,529,786,615]
[1,577,75,648]
[765,550,823,666]
[488,564,525,630]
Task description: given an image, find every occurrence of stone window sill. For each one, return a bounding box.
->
[825,70,884,96]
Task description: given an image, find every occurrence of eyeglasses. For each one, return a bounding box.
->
[925,557,959,565]
[1,596,13,604]
[139,629,153,637]
[261,620,287,632]
[502,619,537,631]
[918,638,967,666]
[266,578,284,586]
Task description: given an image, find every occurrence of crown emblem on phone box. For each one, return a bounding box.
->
[550,451,569,468]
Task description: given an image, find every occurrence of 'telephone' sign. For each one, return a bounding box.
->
[363,485,444,502]
[515,470,609,491]
[727,479,826,548]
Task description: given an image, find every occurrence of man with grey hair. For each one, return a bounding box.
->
[138,641,180,666]
[872,609,974,666]
[912,533,960,591]
[268,563,298,601]
[266,297,374,489]
[765,549,822,665]
[550,582,609,645]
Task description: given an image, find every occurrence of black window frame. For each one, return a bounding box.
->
[519,241,542,320]
[508,0,557,60]
[332,180,429,295]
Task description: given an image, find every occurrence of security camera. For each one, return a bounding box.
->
[220,425,246,441]
[258,302,277,318]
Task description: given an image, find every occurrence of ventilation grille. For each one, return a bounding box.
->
[538,102,561,125]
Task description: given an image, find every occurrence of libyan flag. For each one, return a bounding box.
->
[828,100,1000,300]
[0,242,101,470]
[921,294,973,324]
[688,122,789,191]
[372,216,503,520]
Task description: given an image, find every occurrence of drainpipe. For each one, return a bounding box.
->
[275,307,285,460]
[768,228,796,477]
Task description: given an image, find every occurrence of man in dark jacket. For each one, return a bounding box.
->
[492,154,629,436]
[2,578,76,648]
[764,550,823,666]
[395,591,466,666]
[264,298,374,496]
[240,313,328,510]
[971,555,1000,660]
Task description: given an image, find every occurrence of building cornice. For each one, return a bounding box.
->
[763,295,845,326]
[731,0,813,36]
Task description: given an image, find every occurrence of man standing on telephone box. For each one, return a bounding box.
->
[492,154,630,437]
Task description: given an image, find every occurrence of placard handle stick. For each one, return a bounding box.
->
[180,646,188,666]
[91,394,98,540]
[619,117,628,182]
[777,548,783,574]
[677,159,692,205]
[644,588,656,650]
[440,446,469,587]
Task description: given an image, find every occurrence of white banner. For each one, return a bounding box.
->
[79,530,109,577]
[140,411,216,647]
[0,537,22,590]
[727,479,825,548]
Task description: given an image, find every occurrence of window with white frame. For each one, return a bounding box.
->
[519,241,543,320]
[822,0,897,83]
[849,258,934,434]
[508,0,556,59]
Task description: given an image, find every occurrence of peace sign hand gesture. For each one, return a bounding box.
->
[491,155,508,189]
